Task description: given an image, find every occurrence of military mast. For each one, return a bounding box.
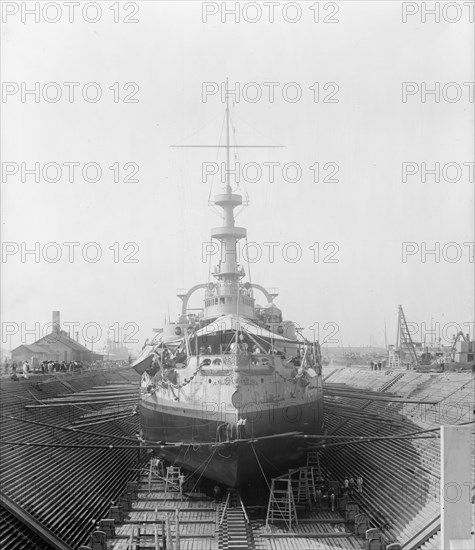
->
[172,79,283,321]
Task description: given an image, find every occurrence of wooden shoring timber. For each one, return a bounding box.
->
[38,392,137,401]
[72,413,135,424]
[324,401,400,416]
[259,531,353,539]
[75,405,133,419]
[323,409,409,426]
[83,388,138,392]
[323,405,410,427]
[25,398,138,408]
[301,434,439,449]
[71,414,135,427]
[72,410,134,421]
[55,388,138,396]
[70,395,137,402]
[303,423,442,439]
[324,399,415,416]
[102,380,139,388]
[325,381,399,392]
[324,391,437,405]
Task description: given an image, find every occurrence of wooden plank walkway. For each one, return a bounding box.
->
[108,477,219,549]
[253,509,365,550]
[106,473,365,550]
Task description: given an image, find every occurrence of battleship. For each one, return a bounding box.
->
[132,92,324,487]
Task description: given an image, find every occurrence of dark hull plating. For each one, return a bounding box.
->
[139,397,323,487]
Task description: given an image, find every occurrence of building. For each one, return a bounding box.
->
[454,339,475,365]
[11,311,103,367]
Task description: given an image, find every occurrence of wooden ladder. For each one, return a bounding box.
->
[148,457,165,491]
[296,467,316,506]
[265,476,297,530]
[306,449,322,480]
[165,466,182,493]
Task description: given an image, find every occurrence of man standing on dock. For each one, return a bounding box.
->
[22,361,30,379]
[343,476,349,495]
[217,423,227,442]
[356,475,363,493]
[237,417,247,439]
[349,475,355,496]
[316,487,322,508]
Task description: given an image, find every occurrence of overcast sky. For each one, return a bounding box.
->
[1,1,474,353]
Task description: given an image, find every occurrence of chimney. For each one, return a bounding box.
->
[52,311,60,333]
[75,331,79,342]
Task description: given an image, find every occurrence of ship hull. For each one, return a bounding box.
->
[139,396,322,487]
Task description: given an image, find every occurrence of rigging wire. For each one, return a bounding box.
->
[231,111,284,148]
[173,109,225,147]
[185,447,218,494]
[250,442,295,536]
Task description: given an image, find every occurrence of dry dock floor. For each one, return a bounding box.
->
[108,474,364,550]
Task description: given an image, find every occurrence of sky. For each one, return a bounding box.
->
[1,0,474,354]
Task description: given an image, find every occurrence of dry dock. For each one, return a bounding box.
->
[102,463,365,550]
[1,365,473,549]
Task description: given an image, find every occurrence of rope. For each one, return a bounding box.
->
[250,442,295,535]
[186,447,217,495]
[173,109,224,147]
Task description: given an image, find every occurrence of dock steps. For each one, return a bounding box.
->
[218,489,254,550]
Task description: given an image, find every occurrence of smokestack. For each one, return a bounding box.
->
[52,311,60,333]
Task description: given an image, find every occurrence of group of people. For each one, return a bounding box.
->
[5,360,32,379]
[315,486,336,510]
[3,358,123,380]
[217,418,247,442]
[199,339,296,359]
[370,361,383,371]
[200,342,263,355]
[314,475,364,511]
[342,474,364,496]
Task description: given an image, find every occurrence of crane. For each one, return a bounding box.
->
[449,331,468,361]
[396,305,419,367]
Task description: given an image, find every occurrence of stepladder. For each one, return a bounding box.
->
[265,476,297,530]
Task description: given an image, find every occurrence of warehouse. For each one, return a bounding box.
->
[10,311,103,367]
